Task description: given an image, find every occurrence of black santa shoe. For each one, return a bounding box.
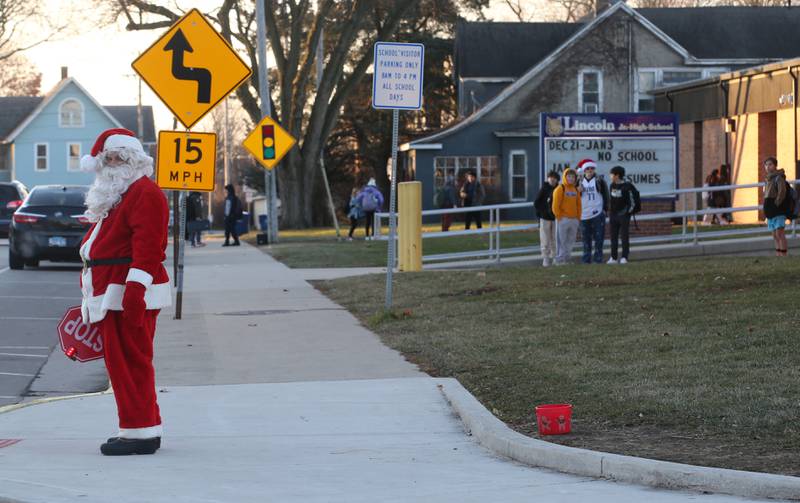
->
[101,437,160,455]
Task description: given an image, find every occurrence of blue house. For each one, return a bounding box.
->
[0,74,155,189]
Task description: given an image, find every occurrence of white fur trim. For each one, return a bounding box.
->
[80,220,103,323]
[118,424,162,439]
[84,282,172,323]
[104,134,144,154]
[80,155,100,173]
[126,268,153,288]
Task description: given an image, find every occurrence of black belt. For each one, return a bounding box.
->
[83,257,133,267]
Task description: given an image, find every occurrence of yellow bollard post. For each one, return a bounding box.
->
[398,182,422,271]
[398,184,407,271]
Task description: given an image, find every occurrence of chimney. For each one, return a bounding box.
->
[595,0,622,16]
[61,67,68,80]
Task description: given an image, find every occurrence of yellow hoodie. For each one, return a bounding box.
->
[551,168,582,220]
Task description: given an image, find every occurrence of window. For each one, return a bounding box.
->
[59,99,84,127]
[635,68,728,112]
[67,143,81,171]
[35,143,48,171]
[637,70,656,112]
[433,156,500,190]
[661,70,703,86]
[579,69,602,113]
[509,152,527,200]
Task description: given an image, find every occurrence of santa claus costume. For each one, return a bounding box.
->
[79,128,171,456]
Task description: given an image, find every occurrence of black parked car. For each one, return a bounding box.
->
[9,185,91,269]
[0,181,29,237]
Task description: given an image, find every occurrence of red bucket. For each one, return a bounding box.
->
[535,403,572,435]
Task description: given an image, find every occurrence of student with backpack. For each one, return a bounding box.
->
[347,186,364,241]
[607,165,640,264]
[358,178,384,240]
[763,156,794,256]
[534,171,559,267]
[223,183,243,247]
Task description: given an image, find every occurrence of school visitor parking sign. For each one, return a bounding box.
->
[372,42,424,110]
[540,113,678,196]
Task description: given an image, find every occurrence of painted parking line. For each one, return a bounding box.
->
[0,267,8,275]
[0,396,18,399]
[0,372,35,377]
[0,346,50,350]
[0,353,48,358]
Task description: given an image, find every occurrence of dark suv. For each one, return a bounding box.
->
[8,185,91,269]
[0,181,29,237]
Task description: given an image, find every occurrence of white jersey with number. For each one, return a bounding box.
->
[581,177,604,220]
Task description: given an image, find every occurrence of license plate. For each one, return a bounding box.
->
[48,236,67,247]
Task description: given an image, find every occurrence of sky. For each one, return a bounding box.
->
[22,1,525,133]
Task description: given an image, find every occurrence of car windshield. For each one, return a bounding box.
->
[27,187,88,207]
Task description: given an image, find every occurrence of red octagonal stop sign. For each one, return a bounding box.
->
[57,306,104,362]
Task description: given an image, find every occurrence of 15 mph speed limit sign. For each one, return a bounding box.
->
[156,131,217,191]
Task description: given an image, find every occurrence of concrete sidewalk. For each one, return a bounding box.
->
[0,244,788,502]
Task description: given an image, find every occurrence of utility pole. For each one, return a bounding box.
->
[255,0,278,243]
[223,96,230,187]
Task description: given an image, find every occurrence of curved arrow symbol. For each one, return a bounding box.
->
[164,29,212,104]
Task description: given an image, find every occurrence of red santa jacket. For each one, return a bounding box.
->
[80,176,171,323]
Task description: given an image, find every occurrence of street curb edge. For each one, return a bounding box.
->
[435,377,800,501]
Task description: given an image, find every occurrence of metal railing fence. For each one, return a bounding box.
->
[372,180,798,266]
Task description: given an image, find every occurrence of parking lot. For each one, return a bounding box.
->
[0,239,88,406]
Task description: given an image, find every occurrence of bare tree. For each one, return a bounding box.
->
[107,0,421,228]
[0,0,68,61]
[0,54,42,95]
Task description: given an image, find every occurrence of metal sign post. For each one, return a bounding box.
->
[175,190,187,319]
[371,41,424,310]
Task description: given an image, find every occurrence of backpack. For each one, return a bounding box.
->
[433,187,446,208]
[787,183,800,220]
[362,191,379,211]
[629,184,642,215]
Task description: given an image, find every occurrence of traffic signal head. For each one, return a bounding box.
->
[261,125,275,160]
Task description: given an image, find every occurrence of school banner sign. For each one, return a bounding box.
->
[539,113,678,197]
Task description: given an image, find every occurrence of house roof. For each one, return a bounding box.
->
[0,97,43,141]
[0,78,156,144]
[638,7,800,60]
[454,21,579,79]
[105,106,157,143]
[406,3,798,149]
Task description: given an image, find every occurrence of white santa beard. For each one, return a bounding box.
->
[85,164,144,222]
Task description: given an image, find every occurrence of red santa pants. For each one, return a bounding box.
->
[102,310,161,432]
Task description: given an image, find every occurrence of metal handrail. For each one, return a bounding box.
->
[372,179,797,266]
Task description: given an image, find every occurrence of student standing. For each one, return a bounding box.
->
[607,166,637,264]
[576,159,609,264]
[763,156,791,256]
[551,168,581,265]
[534,171,559,267]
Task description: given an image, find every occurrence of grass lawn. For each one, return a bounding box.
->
[246,221,772,269]
[314,256,800,476]
[245,222,539,268]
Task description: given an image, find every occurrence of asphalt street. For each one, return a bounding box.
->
[0,239,89,407]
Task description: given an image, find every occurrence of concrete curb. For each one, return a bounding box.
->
[436,378,800,501]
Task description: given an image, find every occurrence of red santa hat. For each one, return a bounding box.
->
[576,159,597,172]
[80,128,145,172]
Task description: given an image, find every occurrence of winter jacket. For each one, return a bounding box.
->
[348,196,364,219]
[460,180,485,207]
[534,183,556,221]
[764,181,793,218]
[551,169,581,220]
[609,181,636,217]
[357,185,384,212]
